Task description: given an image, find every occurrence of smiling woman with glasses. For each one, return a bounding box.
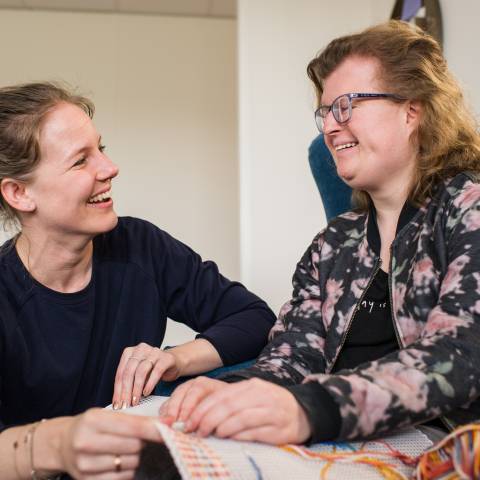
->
[161,20,480,448]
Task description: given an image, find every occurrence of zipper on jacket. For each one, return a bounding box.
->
[327,257,382,374]
[387,245,403,349]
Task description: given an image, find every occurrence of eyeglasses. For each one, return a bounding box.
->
[314,93,406,133]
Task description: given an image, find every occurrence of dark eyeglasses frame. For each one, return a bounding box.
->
[314,93,406,133]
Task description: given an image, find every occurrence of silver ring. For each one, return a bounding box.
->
[114,454,122,472]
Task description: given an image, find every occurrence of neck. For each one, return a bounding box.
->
[16,230,94,293]
[368,178,412,230]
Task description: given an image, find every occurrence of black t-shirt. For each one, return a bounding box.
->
[0,217,275,431]
[332,268,397,373]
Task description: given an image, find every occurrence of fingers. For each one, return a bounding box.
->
[65,410,166,480]
[202,407,269,439]
[231,425,282,444]
[131,357,162,402]
[81,470,136,480]
[141,353,175,397]
[113,343,178,409]
[75,453,139,475]
[79,410,164,444]
[185,380,256,436]
[159,377,226,423]
[165,378,312,445]
[113,344,151,409]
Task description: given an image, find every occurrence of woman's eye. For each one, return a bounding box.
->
[72,157,86,168]
[99,144,106,153]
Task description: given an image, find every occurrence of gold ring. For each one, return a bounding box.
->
[114,454,122,472]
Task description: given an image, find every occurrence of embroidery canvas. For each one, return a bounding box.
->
[156,423,433,480]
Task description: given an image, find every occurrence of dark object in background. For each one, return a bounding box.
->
[135,442,182,480]
[390,0,443,48]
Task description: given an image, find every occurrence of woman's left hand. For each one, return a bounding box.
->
[112,343,183,409]
[178,377,312,445]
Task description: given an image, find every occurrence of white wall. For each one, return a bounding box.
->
[2,1,480,343]
[237,0,393,315]
[237,0,480,315]
[441,0,480,114]
[0,9,238,345]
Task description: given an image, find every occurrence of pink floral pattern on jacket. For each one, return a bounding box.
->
[230,173,480,440]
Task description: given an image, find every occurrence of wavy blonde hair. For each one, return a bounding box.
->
[307,20,480,210]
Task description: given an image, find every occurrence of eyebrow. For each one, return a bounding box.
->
[66,135,102,161]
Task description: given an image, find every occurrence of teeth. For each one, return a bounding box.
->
[88,189,111,203]
[335,142,358,151]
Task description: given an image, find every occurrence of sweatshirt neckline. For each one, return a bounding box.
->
[7,240,96,304]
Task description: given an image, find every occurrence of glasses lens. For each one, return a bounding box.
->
[314,109,325,132]
[333,95,351,123]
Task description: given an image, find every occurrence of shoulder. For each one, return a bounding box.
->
[423,172,480,235]
[427,172,480,217]
[0,241,32,328]
[447,172,480,209]
[95,216,201,266]
[318,210,367,246]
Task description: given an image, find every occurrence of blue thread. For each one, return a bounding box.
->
[245,452,263,480]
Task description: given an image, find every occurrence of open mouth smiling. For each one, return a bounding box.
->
[88,188,112,204]
[335,142,359,151]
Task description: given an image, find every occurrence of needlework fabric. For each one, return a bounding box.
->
[157,424,433,479]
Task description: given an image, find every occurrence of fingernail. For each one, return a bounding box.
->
[172,421,185,432]
[132,396,137,405]
[122,401,127,410]
[112,403,117,410]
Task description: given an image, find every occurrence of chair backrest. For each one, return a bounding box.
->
[308,134,352,220]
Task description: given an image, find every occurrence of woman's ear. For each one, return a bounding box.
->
[406,100,422,128]
[0,178,35,213]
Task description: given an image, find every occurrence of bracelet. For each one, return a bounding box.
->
[27,419,46,480]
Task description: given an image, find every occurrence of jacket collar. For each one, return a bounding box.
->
[367,201,419,256]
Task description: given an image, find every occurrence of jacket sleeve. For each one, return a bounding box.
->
[219,229,345,441]
[152,227,276,366]
[221,230,331,385]
[303,182,480,440]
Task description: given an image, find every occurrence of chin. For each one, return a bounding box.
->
[92,212,118,235]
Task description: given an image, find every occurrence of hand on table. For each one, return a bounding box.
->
[159,376,312,445]
[60,408,162,480]
[113,342,183,409]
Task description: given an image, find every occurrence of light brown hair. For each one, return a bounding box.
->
[0,82,94,230]
[307,20,480,210]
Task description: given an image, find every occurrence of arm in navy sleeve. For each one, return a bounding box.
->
[142,221,276,365]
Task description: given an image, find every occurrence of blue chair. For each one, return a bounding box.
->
[308,134,352,220]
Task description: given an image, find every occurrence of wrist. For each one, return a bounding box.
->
[33,417,72,475]
[166,347,188,377]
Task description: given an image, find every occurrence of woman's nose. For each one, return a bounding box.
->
[322,110,342,135]
[98,155,119,180]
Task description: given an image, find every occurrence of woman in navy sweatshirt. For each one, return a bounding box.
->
[0,82,275,479]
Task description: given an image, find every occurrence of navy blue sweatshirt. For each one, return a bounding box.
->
[0,217,275,431]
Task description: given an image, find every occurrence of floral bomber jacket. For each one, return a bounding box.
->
[236,172,480,440]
